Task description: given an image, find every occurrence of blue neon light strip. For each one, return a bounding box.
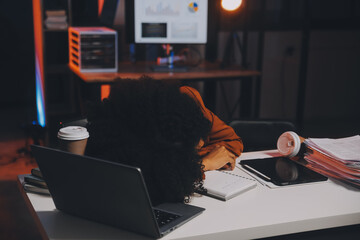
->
[35,55,46,127]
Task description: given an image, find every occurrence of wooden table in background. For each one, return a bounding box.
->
[70,61,261,120]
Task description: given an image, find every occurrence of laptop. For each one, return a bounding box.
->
[31,145,205,238]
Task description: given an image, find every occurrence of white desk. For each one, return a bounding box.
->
[23,150,360,239]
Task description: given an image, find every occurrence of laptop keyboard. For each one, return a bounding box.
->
[154,209,181,227]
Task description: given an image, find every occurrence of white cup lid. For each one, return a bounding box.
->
[277,131,301,158]
[57,126,89,141]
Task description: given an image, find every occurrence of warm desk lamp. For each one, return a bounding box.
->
[221,0,242,11]
[220,0,246,68]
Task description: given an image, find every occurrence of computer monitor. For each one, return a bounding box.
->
[134,0,208,44]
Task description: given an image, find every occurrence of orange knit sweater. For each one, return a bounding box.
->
[180,86,243,157]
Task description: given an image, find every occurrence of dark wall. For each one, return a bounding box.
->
[214,0,360,128]
[0,1,35,106]
[0,0,36,125]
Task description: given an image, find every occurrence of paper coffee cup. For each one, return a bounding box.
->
[277,131,305,158]
[57,126,89,155]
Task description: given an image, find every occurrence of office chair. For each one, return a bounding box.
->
[229,120,296,152]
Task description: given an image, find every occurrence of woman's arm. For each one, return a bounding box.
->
[180,86,243,170]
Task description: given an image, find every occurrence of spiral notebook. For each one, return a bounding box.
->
[201,170,257,201]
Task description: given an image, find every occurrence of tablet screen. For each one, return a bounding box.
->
[240,157,327,186]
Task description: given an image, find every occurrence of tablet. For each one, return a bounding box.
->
[240,157,327,186]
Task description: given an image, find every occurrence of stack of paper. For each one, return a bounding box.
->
[303,135,360,187]
[19,168,50,195]
[45,10,68,30]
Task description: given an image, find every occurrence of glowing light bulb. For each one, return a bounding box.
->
[221,0,242,11]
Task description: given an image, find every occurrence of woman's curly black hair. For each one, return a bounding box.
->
[85,76,211,205]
